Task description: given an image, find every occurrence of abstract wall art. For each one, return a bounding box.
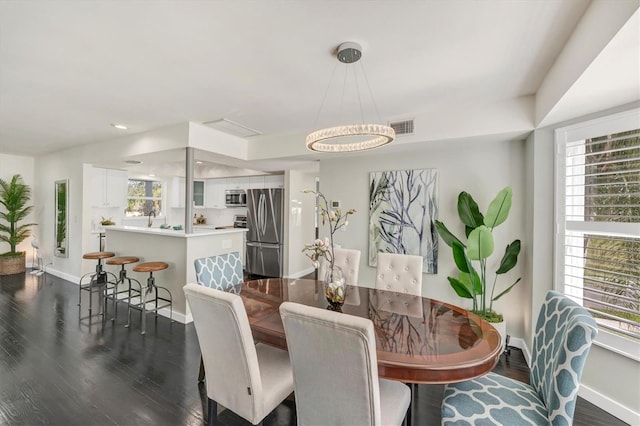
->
[369,169,438,273]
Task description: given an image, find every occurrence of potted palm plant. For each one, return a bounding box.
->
[435,186,521,344]
[0,174,36,275]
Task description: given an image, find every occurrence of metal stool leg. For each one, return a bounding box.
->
[79,259,108,315]
[137,271,155,335]
[125,277,142,330]
[127,263,171,335]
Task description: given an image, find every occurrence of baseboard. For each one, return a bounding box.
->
[284,267,315,279]
[156,307,191,324]
[507,336,637,424]
[46,267,80,284]
[579,384,639,425]
[507,336,532,366]
[45,271,192,325]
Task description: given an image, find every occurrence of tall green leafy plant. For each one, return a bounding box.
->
[0,174,35,256]
[435,186,521,322]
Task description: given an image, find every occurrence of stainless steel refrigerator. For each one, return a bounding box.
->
[246,188,283,277]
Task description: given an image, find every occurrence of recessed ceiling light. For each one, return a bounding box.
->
[111,123,128,130]
[196,161,203,165]
[149,173,156,177]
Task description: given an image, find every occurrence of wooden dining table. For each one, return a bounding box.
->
[238,278,502,384]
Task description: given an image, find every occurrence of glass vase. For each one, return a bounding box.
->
[324,264,346,310]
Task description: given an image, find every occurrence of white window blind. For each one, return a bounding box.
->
[556,109,640,355]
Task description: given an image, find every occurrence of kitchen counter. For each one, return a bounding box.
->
[106,225,247,237]
[104,226,246,324]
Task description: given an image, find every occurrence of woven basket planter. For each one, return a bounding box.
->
[0,252,26,275]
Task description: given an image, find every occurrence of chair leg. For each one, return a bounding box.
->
[198,356,206,382]
[405,383,417,426]
[207,398,217,426]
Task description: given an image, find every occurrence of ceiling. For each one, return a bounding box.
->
[0,1,638,170]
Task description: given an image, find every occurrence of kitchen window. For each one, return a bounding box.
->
[555,108,640,360]
[125,179,164,217]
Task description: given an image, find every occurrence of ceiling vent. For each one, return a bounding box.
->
[389,119,414,136]
[203,118,262,138]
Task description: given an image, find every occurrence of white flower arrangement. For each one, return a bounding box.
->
[301,189,356,272]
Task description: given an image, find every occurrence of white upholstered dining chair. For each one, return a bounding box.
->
[318,247,361,285]
[375,252,423,296]
[193,252,244,381]
[279,301,411,426]
[319,248,362,305]
[183,283,294,426]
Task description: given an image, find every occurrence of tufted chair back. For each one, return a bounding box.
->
[193,252,243,294]
[374,252,423,296]
[530,290,598,424]
[318,248,362,285]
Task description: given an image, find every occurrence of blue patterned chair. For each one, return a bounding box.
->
[194,252,243,294]
[193,252,244,381]
[441,290,598,426]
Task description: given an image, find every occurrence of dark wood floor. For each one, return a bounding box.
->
[0,272,628,425]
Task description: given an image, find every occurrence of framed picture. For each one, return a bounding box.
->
[369,169,438,273]
[55,179,69,258]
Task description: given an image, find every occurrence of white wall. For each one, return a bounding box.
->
[28,152,84,281]
[248,97,533,162]
[528,102,640,424]
[285,168,318,278]
[318,137,527,338]
[0,154,36,263]
[31,124,191,282]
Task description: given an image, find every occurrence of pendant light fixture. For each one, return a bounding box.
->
[305,42,395,153]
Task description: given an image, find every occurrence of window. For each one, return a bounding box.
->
[125,179,163,217]
[555,109,640,359]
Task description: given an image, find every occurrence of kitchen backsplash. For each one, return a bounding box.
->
[92,203,247,230]
[126,206,248,229]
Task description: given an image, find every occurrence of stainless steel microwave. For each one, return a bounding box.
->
[225,189,247,207]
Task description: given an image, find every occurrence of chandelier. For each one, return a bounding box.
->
[305,42,395,153]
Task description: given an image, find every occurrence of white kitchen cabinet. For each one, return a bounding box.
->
[264,174,284,188]
[91,167,127,208]
[170,177,206,208]
[246,175,284,189]
[227,176,253,190]
[170,177,185,208]
[248,176,264,189]
[193,180,205,208]
[205,178,227,209]
[227,176,284,190]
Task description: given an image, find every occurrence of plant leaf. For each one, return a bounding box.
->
[452,241,469,272]
[467,225,494,260]
[459,270,482,296]
[457,192,484,229]
[496,239,521,274]
[492,278,521,301]
[484,186,512,229]
[464,225,474,239]
[435,220,464,248]
[447,276,473,299]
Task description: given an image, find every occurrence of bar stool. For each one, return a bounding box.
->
[104,256,142,322]
[78,251,116,321]
[128,261,173,334]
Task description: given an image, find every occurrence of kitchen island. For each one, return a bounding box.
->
[105,226,247,324]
